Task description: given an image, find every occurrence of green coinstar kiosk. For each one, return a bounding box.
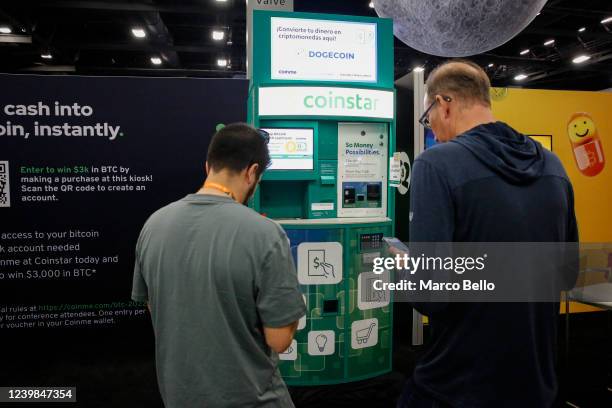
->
[249,10,397,385]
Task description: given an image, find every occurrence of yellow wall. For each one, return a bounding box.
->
[492,88,612,313]
[492,87,612,243]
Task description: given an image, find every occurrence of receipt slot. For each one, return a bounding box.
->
[249,10,396,385]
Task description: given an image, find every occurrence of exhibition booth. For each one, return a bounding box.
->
[0,4,611,408]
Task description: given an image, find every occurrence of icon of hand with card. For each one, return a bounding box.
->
[309,250,335,278]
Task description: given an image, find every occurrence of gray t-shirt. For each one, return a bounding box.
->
[131,193,306,408]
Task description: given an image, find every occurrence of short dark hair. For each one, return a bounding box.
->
[206,123,271,177]
[425,59,491,107]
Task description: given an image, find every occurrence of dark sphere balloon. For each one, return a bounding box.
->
[373,0,547,57]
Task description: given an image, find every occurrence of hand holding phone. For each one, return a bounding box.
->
[383,237,409,256]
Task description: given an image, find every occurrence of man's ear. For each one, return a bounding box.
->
[438,95,451,119]
[205,161,210,175]
[247,163,260,183]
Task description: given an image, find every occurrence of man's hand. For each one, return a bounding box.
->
[388,246,408,257]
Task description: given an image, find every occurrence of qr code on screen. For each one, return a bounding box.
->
[0,161,10,207]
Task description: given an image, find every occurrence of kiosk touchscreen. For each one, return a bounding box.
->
[264,128,314,171]
[249,10,396,385]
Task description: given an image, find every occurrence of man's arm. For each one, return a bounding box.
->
[264,321,298,353]
[131,251,149,304]
[131,230,150,308]
[409,158,455,315]
[409,158,455,242]
[256,233,306,353]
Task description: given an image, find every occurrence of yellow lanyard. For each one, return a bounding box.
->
[203,182,236,201]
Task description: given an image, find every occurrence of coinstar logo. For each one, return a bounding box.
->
[303,91,379,112]
[258,87,393,119]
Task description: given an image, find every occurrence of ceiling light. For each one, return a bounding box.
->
[578,27,586,33]
[572,55,591,64]
[215,0,227,2]
[369,2,375,8]
[217,59,228,67]
[150,57,162,65]
[488,63,494,68]
[519,49,530,55]
[212,30,225,41]
[131,28,146,38]
[544,39,555,46]
[41,53,53,59]
[0,26,11,34]
[413,66,424,73]
[514,74,528,81]
[601,17,612,24]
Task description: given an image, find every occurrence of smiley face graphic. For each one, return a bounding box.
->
[567,112,605,177]
[567,113,597,144]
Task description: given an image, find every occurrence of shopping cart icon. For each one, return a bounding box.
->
[355,322,377,345]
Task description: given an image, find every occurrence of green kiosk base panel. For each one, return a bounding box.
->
[278,219,394,385]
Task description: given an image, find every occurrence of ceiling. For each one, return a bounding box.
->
[0,0,611,90]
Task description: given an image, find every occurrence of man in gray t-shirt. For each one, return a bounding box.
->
[131,123,305,408]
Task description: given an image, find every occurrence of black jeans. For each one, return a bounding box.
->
[397,379,453,408]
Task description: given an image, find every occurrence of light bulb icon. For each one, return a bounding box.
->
[315,334,328,352]
[308,331,335,355]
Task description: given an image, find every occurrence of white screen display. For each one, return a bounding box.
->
[271,17,377,83]
[263,128,314,171]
